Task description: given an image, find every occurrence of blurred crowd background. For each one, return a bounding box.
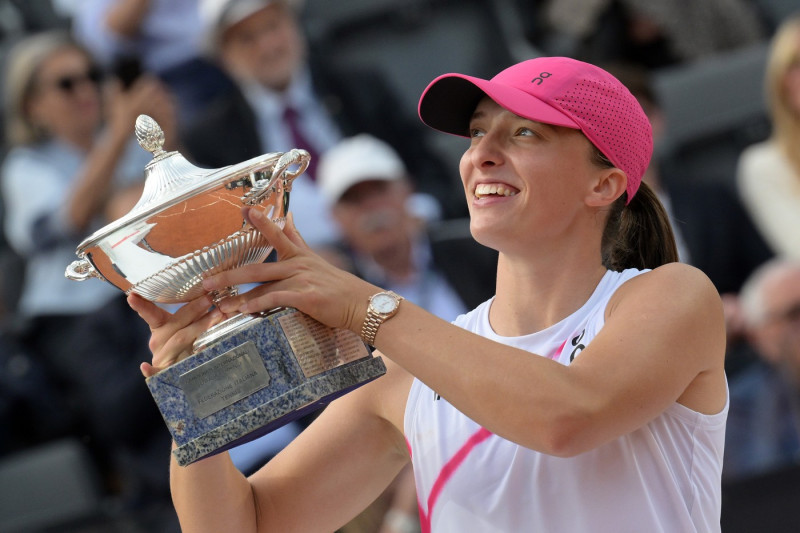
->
[0,0,798,532]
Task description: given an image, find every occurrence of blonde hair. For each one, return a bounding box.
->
[3,30,88,145]
[765,15,800,176]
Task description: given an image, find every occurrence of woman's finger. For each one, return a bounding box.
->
[127,293,170,329]
[244,206,298,260]
[129,292,213,333]
[216,281,294,315]
[202,257,300,294]
[236,288,296,316]
[171,294,216,327]
[151,298,221,353]
[145,305,225,377]
[140,361,159,378]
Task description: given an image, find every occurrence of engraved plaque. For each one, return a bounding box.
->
[278,310,371,378]
[180,341,270,418]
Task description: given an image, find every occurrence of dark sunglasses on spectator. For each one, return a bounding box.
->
[50,67,103,94]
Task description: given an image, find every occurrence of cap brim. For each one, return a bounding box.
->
[418,73,579,137]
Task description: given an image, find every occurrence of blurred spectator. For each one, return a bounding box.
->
[318,134,497,319]
[182,0,463,248]
[318,134,496,533]
[0,30,175,512]
[541,0,766,69]
[724,258,800,481]
[72,0,234,127]
[737,14,800,260]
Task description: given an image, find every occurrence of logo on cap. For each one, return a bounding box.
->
[531,72,552,86]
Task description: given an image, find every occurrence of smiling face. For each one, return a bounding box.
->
[459,97,623,255]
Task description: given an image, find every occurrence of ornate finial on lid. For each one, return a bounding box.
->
[135,114,166,158]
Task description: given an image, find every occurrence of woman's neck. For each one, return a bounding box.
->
[490,250,607,337]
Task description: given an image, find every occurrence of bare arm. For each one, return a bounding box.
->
[369,262,727,456]
[147,362,411,533]
[206,209,727,457]
[67,76,175,230]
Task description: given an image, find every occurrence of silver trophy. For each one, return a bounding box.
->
[66,115,386,466]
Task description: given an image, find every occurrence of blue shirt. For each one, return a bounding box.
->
[1,136,151,317]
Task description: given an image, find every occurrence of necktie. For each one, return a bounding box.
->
[282,105,318,180]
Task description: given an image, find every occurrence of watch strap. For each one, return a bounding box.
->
[361,291,403,346]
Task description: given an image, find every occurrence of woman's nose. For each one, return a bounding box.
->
[467,132,505,169]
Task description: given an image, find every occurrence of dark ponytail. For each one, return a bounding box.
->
[591,146,679,271]
[601,182,679,271]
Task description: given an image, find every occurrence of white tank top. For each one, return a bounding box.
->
[404,268,727,533]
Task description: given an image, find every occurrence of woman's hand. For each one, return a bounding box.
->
[127,293,224,378]
[104,74,177,146]
[203,209,377,336]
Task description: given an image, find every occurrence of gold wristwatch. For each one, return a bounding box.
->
[361,291,404,346]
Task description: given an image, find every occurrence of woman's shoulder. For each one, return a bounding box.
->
[609,263,727,375]
[633,261,715,287]
[613,263,721,312]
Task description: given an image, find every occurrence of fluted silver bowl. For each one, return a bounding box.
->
[66,114,309,305]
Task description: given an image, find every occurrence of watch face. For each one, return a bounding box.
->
[372,293,397,314]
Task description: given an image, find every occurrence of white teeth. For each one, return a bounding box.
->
[475,183,517,199]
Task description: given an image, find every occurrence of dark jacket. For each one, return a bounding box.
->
[181,54,466,219]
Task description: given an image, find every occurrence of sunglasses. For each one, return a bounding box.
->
[45,67,103,94]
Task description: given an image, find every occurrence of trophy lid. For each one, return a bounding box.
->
[74,115,290,255]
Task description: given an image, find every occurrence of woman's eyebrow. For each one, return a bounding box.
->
[469,109,486,122]
[467,111,558,134]
[526,119,557,132]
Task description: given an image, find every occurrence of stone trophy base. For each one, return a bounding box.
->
[145,308,386,466]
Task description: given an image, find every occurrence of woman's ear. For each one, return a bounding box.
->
[586,168,627,207]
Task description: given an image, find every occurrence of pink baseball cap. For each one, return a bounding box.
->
[418,57,653,202]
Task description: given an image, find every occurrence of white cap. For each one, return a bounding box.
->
[200,0,296,54]
[317,134,408,205]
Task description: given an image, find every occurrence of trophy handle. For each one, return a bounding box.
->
[242,149,309,207]
[65,258,100,281]
[272,148,310,193]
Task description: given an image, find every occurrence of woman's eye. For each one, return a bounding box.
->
[469,128,485,138]
[517,127,536,137]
